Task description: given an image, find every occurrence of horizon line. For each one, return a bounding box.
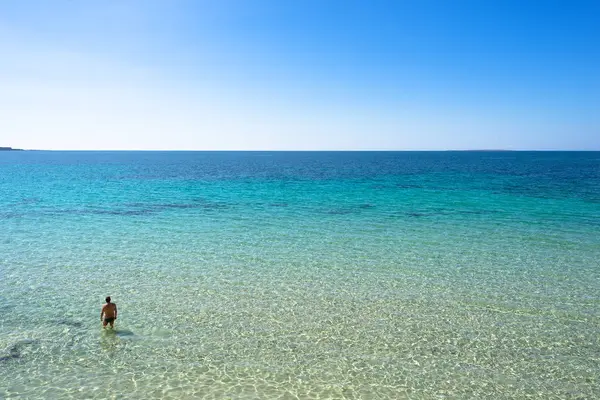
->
[4,148,600,152]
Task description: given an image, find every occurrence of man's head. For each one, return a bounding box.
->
[106,296,111,303]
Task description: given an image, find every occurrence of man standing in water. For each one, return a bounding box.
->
[100,296,117,328]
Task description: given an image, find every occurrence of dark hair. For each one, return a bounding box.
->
[106,296,111,303]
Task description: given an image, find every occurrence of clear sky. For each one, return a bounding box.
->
[1,0,598,150]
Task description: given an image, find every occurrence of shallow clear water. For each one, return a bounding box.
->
[1,151,599,399]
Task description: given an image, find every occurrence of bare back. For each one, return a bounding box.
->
[101,303,117,319]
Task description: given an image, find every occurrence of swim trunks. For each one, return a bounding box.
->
[104,317,115,324]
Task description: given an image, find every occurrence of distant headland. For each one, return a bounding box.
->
[0,147,24,151]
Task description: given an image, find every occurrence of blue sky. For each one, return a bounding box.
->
[1,0,598,150]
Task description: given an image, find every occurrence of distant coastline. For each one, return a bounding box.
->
[449,149,516,152]
[0,147,24,151]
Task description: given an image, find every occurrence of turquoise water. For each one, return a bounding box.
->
[1,151,599,399]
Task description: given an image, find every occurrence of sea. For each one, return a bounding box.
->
[0,151,599,399]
